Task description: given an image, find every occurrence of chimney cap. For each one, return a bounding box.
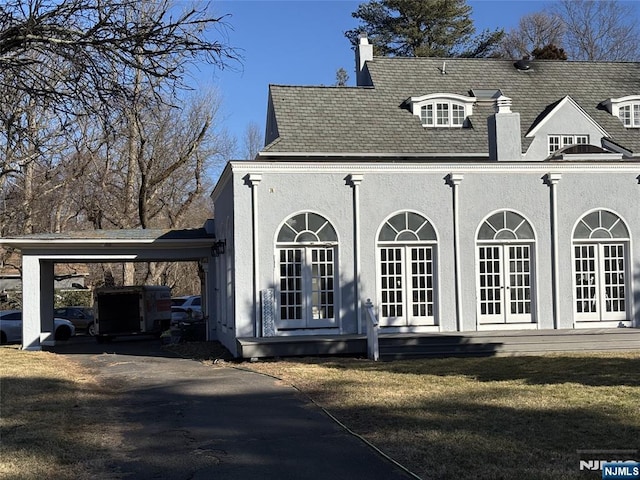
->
[358,33,369,44]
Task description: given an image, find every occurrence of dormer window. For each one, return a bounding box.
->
[602,96,640,128]
[408,93,476,128]
[618,103,640,127]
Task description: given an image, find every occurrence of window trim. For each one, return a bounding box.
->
[547,134,589,155]
[603,95,640,128]
[409,93,475,128]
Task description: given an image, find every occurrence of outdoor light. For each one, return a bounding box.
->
[211,239,226,257]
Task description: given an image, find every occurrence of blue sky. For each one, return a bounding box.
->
[188,1,600,156]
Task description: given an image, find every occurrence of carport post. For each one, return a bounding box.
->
[22,256,54,350]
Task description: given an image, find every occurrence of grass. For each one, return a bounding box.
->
[244,352,640,480]
[2,343,639,479]
[0,346,123,480]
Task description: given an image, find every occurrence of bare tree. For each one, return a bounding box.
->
[0,0,236,107]
[500,12,564,59]
[552,0,640,61]
[241,122,263,160]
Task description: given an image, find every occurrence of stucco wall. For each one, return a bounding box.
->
[223,161,640,341]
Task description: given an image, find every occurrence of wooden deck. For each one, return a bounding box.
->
[237,328,640,360]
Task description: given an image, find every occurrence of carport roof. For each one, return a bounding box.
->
[0,227,216,248]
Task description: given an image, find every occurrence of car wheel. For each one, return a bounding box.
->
[0,331,6,345]
[55,326,72,341]
[87,322,97,337]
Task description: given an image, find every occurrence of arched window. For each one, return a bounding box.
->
[377,212,438,327]
[573,210,629,323]
[276,212,338,329]
[476,210,536,325]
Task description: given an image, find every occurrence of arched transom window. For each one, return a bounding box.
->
[478,210,535,241]
[276,212,338,330]
[377,211,438,327]
[573,210,630,323]
[277,212,337,243]
[573,210,629,240]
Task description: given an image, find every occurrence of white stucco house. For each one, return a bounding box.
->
[3,38,640,357]
[209,37,640,357]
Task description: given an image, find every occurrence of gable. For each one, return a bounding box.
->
[523,96,610,160]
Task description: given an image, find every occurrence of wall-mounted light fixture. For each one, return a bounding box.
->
[211,239,226,257]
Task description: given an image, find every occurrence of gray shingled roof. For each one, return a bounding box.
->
[262,57,640,158]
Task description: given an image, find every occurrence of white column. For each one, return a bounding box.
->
[545,172,562,329]
[447,173,464,331]
[347,174,364,333]
[247,173,262,337]
[22,256,54,350]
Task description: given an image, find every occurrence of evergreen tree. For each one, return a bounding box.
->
[345,0,503,57]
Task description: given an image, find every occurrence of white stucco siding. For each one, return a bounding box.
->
[552,171,640,328]
[356,171,457,331]
[223,161,640,341]
[455,171,553,331]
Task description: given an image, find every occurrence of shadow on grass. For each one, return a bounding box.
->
[311,389,640,480]
[310,354,640,387]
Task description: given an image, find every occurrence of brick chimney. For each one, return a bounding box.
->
[355,34,373,86]
[488,96,523,161]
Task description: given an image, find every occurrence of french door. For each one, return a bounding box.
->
[477,244,533,324]
[379,245,436,326]
[574,243,627,321]
[277,247,337,329]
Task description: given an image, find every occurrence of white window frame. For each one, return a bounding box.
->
[603,96,640,128]
[572,209,631,326]
[475,210,537,328]
[376,211,439,328]
[548,134,589,155]
[275,212,339,331]
[409,93,476,128]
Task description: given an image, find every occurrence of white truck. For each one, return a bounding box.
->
[94,286,172,342]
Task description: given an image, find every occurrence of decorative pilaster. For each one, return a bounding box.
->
[347,174,364,333]
[544,172,562,329]
[245,174,262,336]
[446,173,464,331]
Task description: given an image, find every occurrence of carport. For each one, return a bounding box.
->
[0,221,221,350]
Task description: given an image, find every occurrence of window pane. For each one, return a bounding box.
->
[451,104,465,126]
[634,104,640,127]
[619,105,631,126]
[421,105,433,126]
[436,103,449,125]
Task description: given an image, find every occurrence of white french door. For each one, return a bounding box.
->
[277,247,337,329]
[477,244,533,324]
[574,243,627,321]
[379,245,436,326]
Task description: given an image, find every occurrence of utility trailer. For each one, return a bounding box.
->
[94,286,171,342]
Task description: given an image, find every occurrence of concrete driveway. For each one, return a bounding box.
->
[53,338,415,480]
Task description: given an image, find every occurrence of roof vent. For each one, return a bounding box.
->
[495,95,513,113]
[514,58,531,71]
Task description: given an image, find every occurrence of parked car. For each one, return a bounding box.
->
[53,306,96,336]
[171,295,201,310]
[0,310,76,344]
[170,306,203,326]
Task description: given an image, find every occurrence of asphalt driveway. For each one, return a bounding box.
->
[53,338,414,480]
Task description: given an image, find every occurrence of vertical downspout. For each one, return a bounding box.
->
[447,173,464,331]
[246,174,262,337]
[545,173,562,329]
[347,174,364,333]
